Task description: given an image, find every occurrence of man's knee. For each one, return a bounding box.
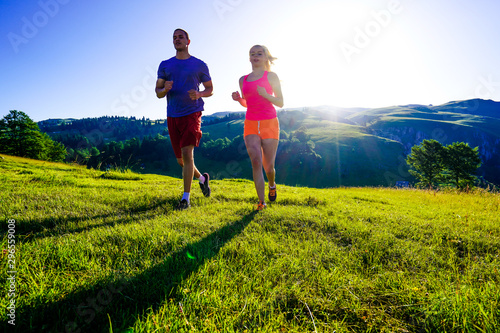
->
[181,146,195,162]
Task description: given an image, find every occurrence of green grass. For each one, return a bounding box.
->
[1,154,499,332]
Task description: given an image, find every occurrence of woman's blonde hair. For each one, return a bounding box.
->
[250,45,277,71]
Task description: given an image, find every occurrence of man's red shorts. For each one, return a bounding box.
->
[167,111,202,159]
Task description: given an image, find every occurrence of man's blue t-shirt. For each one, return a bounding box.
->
[157,56,211,118]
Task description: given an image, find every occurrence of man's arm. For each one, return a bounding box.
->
[155,78,173,99]
[188,80,213,100]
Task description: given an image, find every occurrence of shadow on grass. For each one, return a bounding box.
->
[15,197,179,242]
[9,211,257,332]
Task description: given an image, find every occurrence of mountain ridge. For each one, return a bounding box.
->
[37,98,500,187]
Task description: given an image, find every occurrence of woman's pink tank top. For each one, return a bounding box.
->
[242,71,277,121]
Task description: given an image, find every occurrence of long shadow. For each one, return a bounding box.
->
[15,197,178,243]
[8,211,257,332]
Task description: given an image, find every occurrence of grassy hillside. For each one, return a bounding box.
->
[199,100,500,187]
[201,110,408,187]
[351,101,500,186]
[1,155,499,332]
[38,99,500,187]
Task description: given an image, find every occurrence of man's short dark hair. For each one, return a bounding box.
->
[174,28,189,40]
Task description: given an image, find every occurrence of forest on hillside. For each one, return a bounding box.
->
[37,113,324,184]
[3,98,498,188]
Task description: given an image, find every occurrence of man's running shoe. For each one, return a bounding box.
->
[268,185,277,202]
[176,199,190,210]
[256,201,267,211]
[199,173,211,197]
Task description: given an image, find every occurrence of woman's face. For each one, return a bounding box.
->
[249,46,267,66]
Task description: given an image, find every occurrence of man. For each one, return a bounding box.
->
[156,28,213,210]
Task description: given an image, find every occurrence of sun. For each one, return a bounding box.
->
[267,2,429,109]
[266,2,368,108]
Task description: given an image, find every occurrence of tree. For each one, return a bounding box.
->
[0,110,39,156]
[406,139,446,189]
[0,110,66,161]
[292,126,310,143]
[407,140,483,189]
[44,138,66,162]
[443,142,482,189]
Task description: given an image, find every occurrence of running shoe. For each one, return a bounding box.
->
[268,185,277,202]
[176,199,190,210]
[256,201,267,211]
[199,173,211,197]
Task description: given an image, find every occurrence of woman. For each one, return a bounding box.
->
[232,45,284,210]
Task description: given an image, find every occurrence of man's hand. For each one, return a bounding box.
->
[164,81,173,93]
[188,89,200,100]
[155,79,173,99]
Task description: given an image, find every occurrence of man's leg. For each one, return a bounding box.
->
[181,145,201,194]
[176,112,210,205]
[176,156,201,178]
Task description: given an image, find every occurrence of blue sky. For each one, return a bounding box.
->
[1,0,500,122]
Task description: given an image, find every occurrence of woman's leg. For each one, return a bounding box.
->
[262,138,279,187]
[245,134,266,203]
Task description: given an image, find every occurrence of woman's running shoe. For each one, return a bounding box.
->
[268,185,277,202]
[256,201,267,211]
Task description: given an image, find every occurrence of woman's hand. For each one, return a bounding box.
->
[232,91,242,101]
[232,91,247,108]
[257,85,268,97]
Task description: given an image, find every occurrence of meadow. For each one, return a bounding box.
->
[1,154,499,332]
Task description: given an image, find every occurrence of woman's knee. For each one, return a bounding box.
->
[263,163,275,175]
[250,156,263,169]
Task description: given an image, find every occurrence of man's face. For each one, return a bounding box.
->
[173,30,189,51]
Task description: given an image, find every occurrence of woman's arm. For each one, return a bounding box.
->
[257,71,284,108]
[232,76,247,108]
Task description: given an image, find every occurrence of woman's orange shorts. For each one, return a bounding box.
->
[243,117,280,140]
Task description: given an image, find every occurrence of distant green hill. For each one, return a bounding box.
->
[175,99,500,187]
[39,99,500,187]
